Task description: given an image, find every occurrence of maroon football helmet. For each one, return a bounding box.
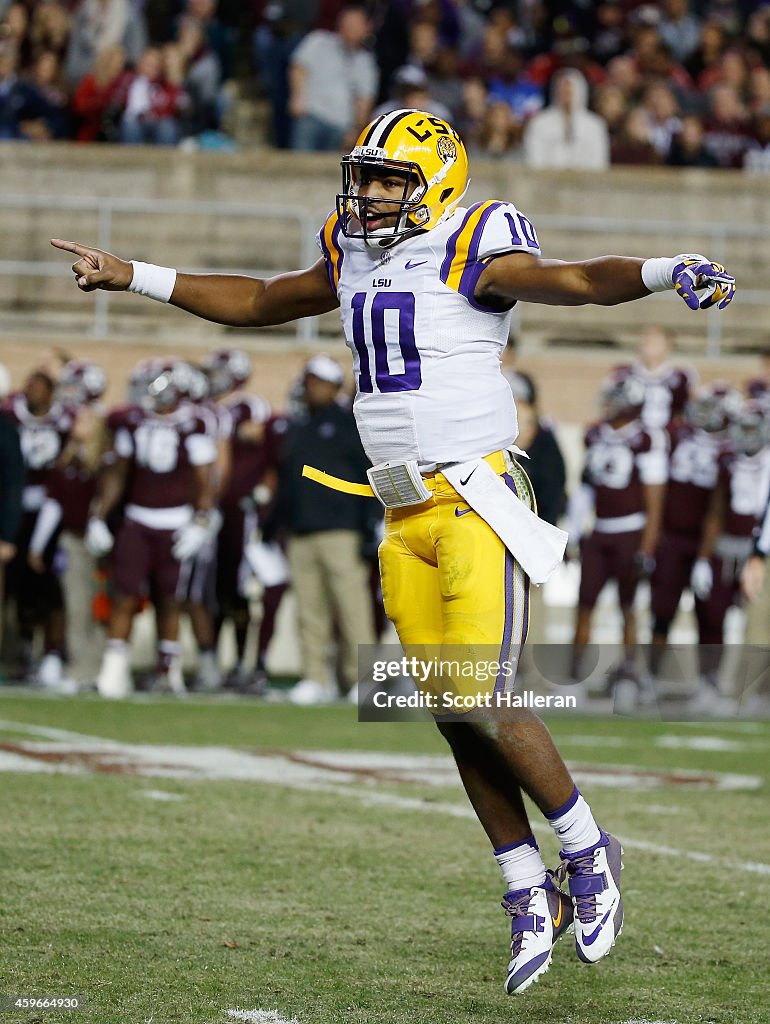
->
[685,381,742,433]
[728,400,770,456]
[598,369,645,421]
[201,348,251,398]
[57,359,106,406]
[143,358,194,413]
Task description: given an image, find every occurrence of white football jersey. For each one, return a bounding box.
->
[318,201,541,469]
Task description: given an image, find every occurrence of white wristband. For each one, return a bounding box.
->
[128,261,177,303]
[640,256,678,293]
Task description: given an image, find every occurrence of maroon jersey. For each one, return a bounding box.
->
[109,403,216,513]
[46,463,97,535]
[2,394,74,489]
[718,447,770,539]
[583,420,668,526]
[662,424,725,537]
[221,395,286,510]
[617,362,696,429]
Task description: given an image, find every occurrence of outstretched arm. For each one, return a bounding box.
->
[475,251,735,310]
[50,239,340,327]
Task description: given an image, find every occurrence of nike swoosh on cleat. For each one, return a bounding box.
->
[405,259,428,270]
[455,506,473,517]
[582,900,616,945]
[551,902,563,929]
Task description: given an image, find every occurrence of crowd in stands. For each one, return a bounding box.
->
[0,0,236,146]
[1,0,770,168]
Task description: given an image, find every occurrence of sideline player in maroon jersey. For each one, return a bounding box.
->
[27,360,109,690]
[648,383,741,685]
[688,400,770,712]
[173,360,231,691]
[568,372,668,686]
[615,325,696,430]
[204,348,289,693]
[2,370,75,686]
[87,359,218,697]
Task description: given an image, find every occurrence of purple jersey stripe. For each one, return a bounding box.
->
[457,201,502,298]
[495,470,519,695]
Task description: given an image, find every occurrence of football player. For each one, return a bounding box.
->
[27,360,110,690]
[173,359,230,692]
[567,372,668,692]
[689,400,770,712]
[88,358,218,697]
[648,382,741,684]
[2,370,75,687]
[614,324,697,429]
[203,347,289,693]
[52,109,736,993]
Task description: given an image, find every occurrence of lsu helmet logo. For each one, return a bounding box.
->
[437,136,457,163]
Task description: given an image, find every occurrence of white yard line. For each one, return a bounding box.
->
[136,789,186,802]
[620,1019,678,1024]
[655,734,755,752]
[0,719,122,746]
[226,1010,301,1024]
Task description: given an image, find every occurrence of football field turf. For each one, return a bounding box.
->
[1,693,768,1024]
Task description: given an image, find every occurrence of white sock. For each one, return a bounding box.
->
[545,787,601,853]
[494,836,547,893]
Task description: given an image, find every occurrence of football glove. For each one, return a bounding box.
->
[172,520,211,561]
[690,557,713,600]
[85,517,114,557]
[672,254,736,311]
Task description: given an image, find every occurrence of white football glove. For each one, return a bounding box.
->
[85,517,114,557]
[172,520,211,562]
[690,557,713,600]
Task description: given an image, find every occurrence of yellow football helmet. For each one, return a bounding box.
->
[337,108,469,248]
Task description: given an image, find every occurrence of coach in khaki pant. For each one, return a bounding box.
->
[277,356,378,705]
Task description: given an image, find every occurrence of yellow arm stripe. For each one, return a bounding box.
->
[322,213,343,292]
[444,200,499,293]
[302,464,374,497]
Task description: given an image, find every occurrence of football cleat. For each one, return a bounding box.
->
[556,830,623,964]
[502,875,573,995]
[192,650,221,692]
[97,648,133,699]
[288,678,335,705]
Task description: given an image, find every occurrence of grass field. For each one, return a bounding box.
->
[1,692,768,1024]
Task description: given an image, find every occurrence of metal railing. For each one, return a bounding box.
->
[1,195,767,355]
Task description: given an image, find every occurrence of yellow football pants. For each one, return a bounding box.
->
[378,451,533,705]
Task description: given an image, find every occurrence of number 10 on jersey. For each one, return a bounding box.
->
[351,291,422,394]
